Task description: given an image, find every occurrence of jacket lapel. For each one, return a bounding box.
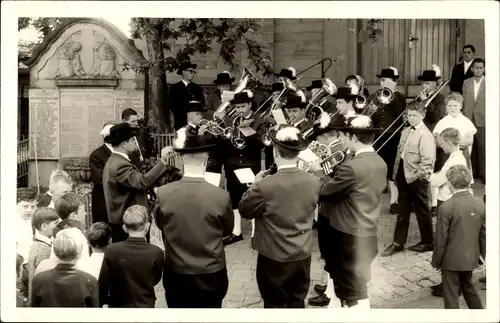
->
[476,78,485,102]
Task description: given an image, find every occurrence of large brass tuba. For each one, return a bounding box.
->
[215,67,258,119]
[304,78,337,121]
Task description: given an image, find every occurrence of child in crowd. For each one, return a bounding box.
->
[28,207,60,301]
[84,222,112,279]
[31,231,99,307]
[54,192,87,223]
[44,170,73,209]
[16,254,28,307]
[99,205,164,308]
[431,164,485,309]
[16,188,38,298]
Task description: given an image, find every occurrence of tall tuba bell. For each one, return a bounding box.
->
[215,67,257,117]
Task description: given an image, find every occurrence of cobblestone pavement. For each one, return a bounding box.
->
[151,181,485,309]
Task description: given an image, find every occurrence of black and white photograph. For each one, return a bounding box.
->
[1,1,499,322]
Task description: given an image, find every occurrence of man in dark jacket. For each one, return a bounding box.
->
[449,45,476,94]
[102,123,170,243]
[89,122,114,224]
[155,129,234,308]
[417,65,447,132]
[170,62,205,130]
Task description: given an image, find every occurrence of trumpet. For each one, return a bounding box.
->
[357,87,394,116]
[373,79,450,152]
[199,119,232,139]
[297,139,343,172]
[305,78,337,121]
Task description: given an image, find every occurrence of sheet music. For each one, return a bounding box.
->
[204,172,221,187]
[221,90,235,102]
[297,148,319,163]
[238,126,257,137]
[234,168,255,184]
[271,109,287,125]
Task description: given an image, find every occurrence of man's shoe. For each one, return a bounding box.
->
[223,234,243,246]
[431,289,443,297]
[314,284,327,294]
[389,203,398,214]
[431,206,437,217]
[381,244,404,257]
[479,277,486,283]
[408,242,433,253]
[308,294,330,307]
[431,283,442,291]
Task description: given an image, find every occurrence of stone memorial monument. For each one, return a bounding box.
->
[25,18,148,188]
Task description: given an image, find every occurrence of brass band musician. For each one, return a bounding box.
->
[306,80,336,115]
[417,65,447,133]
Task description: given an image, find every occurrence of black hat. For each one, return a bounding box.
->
[284,92,307,109]
[173,129,216,153]
[230,90,253,104]
[271,82,284,92]
[213,71,235,85]
[332,86,360,100]
[177,62,197,75]
[104,123,139,145]
[268,125,308,151]
[186,100,207,113]
[306,80,323,91]
[376,67,400,80]
[275,67,297,80]
[417,65,442,81]
[330,115,383,134]
[308,113,345,140]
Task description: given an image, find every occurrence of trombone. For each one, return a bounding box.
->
[373,79,450,152]
[304,78,337,121]
[357,87,395,117]
[254,75,303,119]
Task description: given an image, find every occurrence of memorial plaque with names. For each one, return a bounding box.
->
[115,90,144,120]
[29,89,60,159]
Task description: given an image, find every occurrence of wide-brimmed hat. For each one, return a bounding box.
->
[213,71,235,85]
[104,123,139,145]
[230,90,253,104]
[284,92,307,109]
[376,66,400,80]
[330,115,383,134]
[271,82,284,92]
[186,100,207,113]
[275,67,297,80]
[306,80,323,91]
[417,64,442,81]
[173,128,216,153]
[268,125,308,151]
[332,86,360,100]
[307,113,345,140]
[177,62,197,75]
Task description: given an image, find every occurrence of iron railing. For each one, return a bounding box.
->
[17,137,29,188]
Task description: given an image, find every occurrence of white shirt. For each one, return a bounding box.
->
[278,163,297,170]
[429,150,467,202]
[113,151,131,162]
[473,76,484,101]
[433,114,477,138]
[463,60,472,75]
[355,146,374,156]
[16,215,33,264]
[181,79,190,86]
[78,252,105,279]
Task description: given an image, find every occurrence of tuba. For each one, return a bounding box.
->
[304,78,337,121]
[215,67,258,119]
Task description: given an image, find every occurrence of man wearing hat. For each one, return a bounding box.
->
[283,92,314,133]
[102,123,171,243]
[330,86,359,126]
[177,100,209,136]
[221,90,267,246]
[89,122,114,224]
[308,115,387,309]
[239,125,321,308]
[371,66,407,213]
[155,130,234,308]
[275,66,297,82]
[416,64,446,132]
[306,80,337,115]
[170,61,205,131]
[345,74,370,97]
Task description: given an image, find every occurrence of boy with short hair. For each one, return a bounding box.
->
[42,170,73,208]
[432,164,485,309]
[84,222,112,279]
[28,207,60,300]
[54,192,87,223]
[98,205,164,308]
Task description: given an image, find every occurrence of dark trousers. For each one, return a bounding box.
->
[393,161,434,246]
[471,126,485,181]
[163,268,229,308]
[256,253,311,308]
[109,223,151,243]
[442,270,483,309]
[316,213,329,271]
[324,226,378,301]
[225,164,261,209]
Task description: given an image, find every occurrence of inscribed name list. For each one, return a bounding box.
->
[29,89,60,159]
[115,90,144,120]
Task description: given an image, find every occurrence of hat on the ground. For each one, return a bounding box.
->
[376,66,400,80]
[173,128,216,153]
[306,80,323,91]
[213,71,235,85]
[186,100,207,113]
[230,90,254,104]
[271,82,284,92]
[268,125,309,151]
[417,64,442,81]
[104,123,139,145]
[275,67,297,80]
[284,91,307,109]
[330,115,383,134]
[177,61,198,75]
[332,85,360,101]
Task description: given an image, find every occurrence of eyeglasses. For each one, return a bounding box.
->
[185,70,196,74]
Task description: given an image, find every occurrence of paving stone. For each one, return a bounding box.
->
[417,279,435,288]
[410,266,425,274]
[406,283,421,292]
[242,296,262,307]
[393,287,411,297]
[225,301,243,308]
[428,274,442,284]
[391,276,408,287]
[402,272,422,283]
